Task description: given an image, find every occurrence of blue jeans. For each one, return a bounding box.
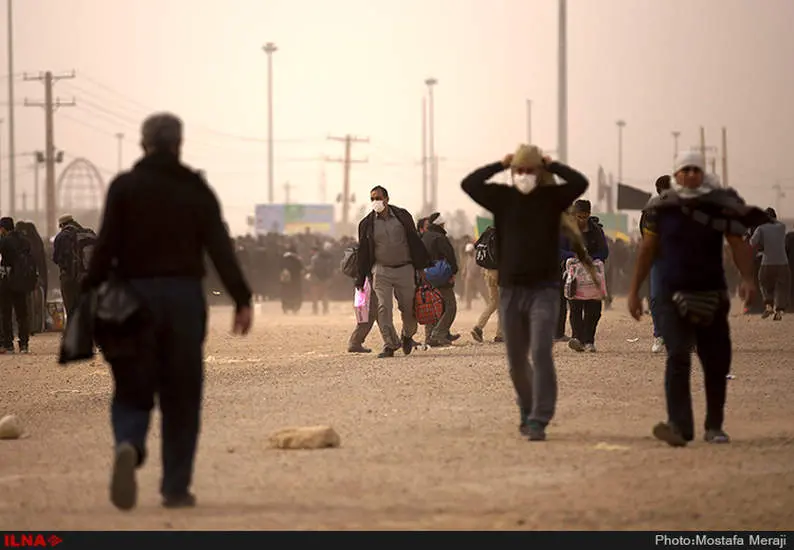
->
[656,294,731,440]
[499,285,559,425]
[108,278,207,498]
[649,264,661,338]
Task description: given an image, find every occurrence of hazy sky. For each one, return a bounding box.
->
[3,0,793,235]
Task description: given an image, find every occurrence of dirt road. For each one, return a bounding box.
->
[1,299,792,530]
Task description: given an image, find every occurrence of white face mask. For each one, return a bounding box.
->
[371,200,386,213]
[513,174,537,194]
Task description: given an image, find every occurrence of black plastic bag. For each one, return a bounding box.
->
[58,291,97,365]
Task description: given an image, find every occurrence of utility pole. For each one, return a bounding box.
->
[616,119,626,183]
[526,99,533,144]
[326,134,368,232]
[23,70,76,238]
[671,130,681,170]
[115,132,124,172]
[772,183,785,215]
[699,126,707,164]
[7,0,16,218]
[557,0,568,163]
[283,181,294,204]
[421,96,428,215]
[721,127,729,188]
[33,151,43,214]
[424,77,438,212]
[262,42,278,204]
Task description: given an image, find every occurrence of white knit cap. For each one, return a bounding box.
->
[674,150,706,174]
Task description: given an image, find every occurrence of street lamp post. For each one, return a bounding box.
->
[616,119,626,183]
[7,0,16,217]
[263,42,278,204]
[671,130,681,171]
[424,77,437,213]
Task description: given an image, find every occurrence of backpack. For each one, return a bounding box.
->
[71,228,97,280]
[414,284,444,325]
[474,226,498,270]
[341,245,359,279]
[9,238,38,294]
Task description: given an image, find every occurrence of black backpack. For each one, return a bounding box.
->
[474,226,498,270]
[340,245,359,279]
[9,238,38,293]
[71,228,97,280]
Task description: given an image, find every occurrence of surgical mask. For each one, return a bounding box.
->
[512,173,537,194]
[371,200,386,213]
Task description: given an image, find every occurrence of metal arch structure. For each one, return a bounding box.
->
[55,157,106,210]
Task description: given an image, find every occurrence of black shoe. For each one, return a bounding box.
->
[427,340,450,348]
[652,422,688,447]
[162,492,197,509]
[18,345,29,354]
[704,429,731,444]
[521,420,547,441]
[378,348,396,358]
[401,336,413,355]
[447,333,461,342]
[348,345,371,353]
[493,336,504,343]
[471,327,484,343]
[110,442,138,511]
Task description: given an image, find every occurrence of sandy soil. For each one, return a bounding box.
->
[1,298,793,531]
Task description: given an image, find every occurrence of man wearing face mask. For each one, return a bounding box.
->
[461,145,588,441]
[356,185,431,358]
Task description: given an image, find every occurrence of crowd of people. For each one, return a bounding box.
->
[18,111,791,513]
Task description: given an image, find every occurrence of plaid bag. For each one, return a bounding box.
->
[414,284,444,325]
[671,290,726,326]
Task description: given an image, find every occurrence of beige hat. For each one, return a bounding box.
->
[58,214,74,226]
[511,144,544,171]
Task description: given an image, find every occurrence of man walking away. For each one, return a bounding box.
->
[82,113,253,510]
[421,213,459,346]
[52,214,96,319]
[356,186,430,359]
[628,151,759,447]
[470,226,503,343]
[642,176,672,353]
[461,145,588,441]
[750,208,790,320]
[0,218,38,354]
[563,200,609,352]
[309,242,334,315]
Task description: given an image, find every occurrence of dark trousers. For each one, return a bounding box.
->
[569,299,602,345]
[424,286,457,344]
[0,286,29,349]
[758,264,791,312]
[60,276,80,318]
[349,282,379,349]
[108,278,207,498]
[555,275,567,338]
[657,295,731,440]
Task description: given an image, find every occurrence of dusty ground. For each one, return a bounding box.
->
[1,297,793,531]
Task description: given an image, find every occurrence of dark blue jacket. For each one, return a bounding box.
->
[560,217,609,262]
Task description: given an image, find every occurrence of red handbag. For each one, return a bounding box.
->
[414,284,444,325]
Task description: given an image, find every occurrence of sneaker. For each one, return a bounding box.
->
[522,420,547,441]
[704,429,731,444]
[377,348,396,358]
[348,345,371,353]
[162,492,197,509]
[652,421,688,447]
[493,336,504,343]
[471,327,484,343]
[110,442,138,511]
[773,310,784,321]
[18,346,29,354]
[584,343,597,353]
[568,338,585,352]
[651,337,665,353]
[761,306,774,319]
[401,336,413,356]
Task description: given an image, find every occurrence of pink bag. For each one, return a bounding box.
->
[564,258,607,301]
[353,278,371,323]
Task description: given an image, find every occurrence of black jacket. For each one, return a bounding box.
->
[356,204,430,288]
[421,224,458,288]
[461,160,588,288]
[84,152,252,311]
[0,231,32,291]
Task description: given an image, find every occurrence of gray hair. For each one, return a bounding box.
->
[141,112,183,151]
